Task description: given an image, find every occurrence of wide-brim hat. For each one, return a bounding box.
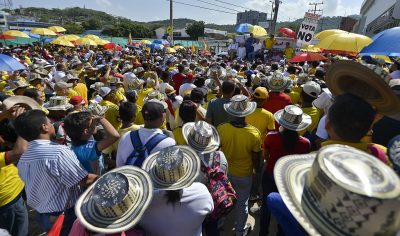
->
[326,60,400,115]
[182,121,220,154]
[223,94,256,117]
[142,145,200,190]
[75,166,153,234]
[2,95,41,111]
[274,105,311,131]
[85,103,109,116]
[266,72,291,92]
[274,144,400,236]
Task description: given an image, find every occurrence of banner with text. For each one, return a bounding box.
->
[296,12,321,48]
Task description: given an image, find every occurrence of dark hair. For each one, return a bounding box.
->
[281,128,300,152]
[271,63,279,71]
[0,119,17,144]
[301,90,317,104]
[23,88,40,101]
[165,190,182,206]
[190,88,205,104]
[314,69,325,79]
[287,66,296,74]
[125,90,138,103]
[14,110,47,141]
[311,61,320,67]
[193,77,205,87]
[161,71,170,82]
[63,111,92,143]
[234,84,241,96]
[0,92,10,102]
[328,93,376,142]
[221,80,235,95]
[177,64,185,73]
[56,63,64,71]
[119,102,137,122]
[179,101,197,123]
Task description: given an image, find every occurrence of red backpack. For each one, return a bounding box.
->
[201,152,237,220]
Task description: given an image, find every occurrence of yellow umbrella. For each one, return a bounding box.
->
[314,29,347,40]
[75,38,97,46]
[250,25,268,37]
[58,35,80,41]
[93,38,110,46]
[301,44,321,52]
[31,28,57,36]
[48,26,66,33]
[50,38,75,47]
[315,33,372,53]
[166,47,177,54]
[83,34,100,40]
[3,30,30,38]
[372,55,392,64]
[173,45,184,50]
[140,39,152,45]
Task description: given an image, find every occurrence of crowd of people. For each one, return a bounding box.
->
[0,38,399,236]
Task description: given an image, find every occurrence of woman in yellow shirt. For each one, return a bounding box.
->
[172,101,197,145]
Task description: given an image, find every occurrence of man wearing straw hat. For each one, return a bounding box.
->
[218,94,262,236]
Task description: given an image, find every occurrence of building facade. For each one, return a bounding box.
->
[236,10,268,25]
[356,0,400,36]
[339,17,358,32]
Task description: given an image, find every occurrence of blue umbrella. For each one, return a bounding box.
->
[235,23,253,33]
[360,27,400,56]
[21,31,40,39]
[0,54,26,71]
[150,43,164,50]
[153,39,170,45]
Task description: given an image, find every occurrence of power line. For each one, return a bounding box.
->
[213,0,268,14]
[173,1,237,14]
[194,0,240,12]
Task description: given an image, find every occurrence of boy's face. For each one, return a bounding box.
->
[43,118,56,139]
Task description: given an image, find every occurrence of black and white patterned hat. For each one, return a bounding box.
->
[274,144,400,236]
[223,94,256,117]
[75,166,153,234]
[182,121,220,154]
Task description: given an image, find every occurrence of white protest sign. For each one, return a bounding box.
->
[296,12,321,48]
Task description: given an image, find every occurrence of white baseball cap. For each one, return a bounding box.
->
[302,81,321,98]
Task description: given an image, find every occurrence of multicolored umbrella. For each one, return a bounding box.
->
[30,28,57,36]
[279,27,296,38]
[48,26,67,33]
[289,52,327,63]
[360,27,400,56]
[3,30,30,38]
[50,38,75,47]
[235,23,253,33]
[0,34,16,40]
[314,29,347,40]
[75,38,97,46]
[315,33,372,53]
[0,54,26,71]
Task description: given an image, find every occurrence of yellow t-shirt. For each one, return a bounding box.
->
[300,107,321,135]
[100,100,121,129]
[245,108,275,139]
[264,38,277,49]
[217,123,262,177]
[173,127,187,145]
[283,47,295,59]
[288,91,300,105]
[135,105,145,125]
[136,88,154,107]
[308,67,317,76]
[67,89,79,99]
[321,140,387,156]
[103,124,141,155]
[0,152,25,207]
[73,83,88,103]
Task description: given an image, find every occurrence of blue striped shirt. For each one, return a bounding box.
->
[17,140,88,213]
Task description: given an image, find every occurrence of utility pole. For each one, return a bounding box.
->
[308,2,323,31]
[270,0,280,34]
[170,0,174,44]
[269,0,274,32]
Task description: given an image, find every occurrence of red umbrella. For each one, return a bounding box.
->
[0,34,16,40]
[289,52,327,63]
[103,42,115,49]
[115,45,122,51]
[279,28,296,38]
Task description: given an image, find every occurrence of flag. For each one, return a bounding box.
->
[191,42,196,54]
[128,33,133,45]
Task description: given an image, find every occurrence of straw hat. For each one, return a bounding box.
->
[182,121,220,154]
[84,103,109,116]
[141,145,201,190]
[75,166,153,234]
[205,78,220,91]
[223,94,256,117]
[265,72,291,92]
[274,144,400,236]
[274,105,311,131]
[7,80,29,91]
[45,96,73,111]
[89,82,105,91]
[2,95,41,111]
[143,90,165,104]
[28,73,44,83]
[326,60,400,115]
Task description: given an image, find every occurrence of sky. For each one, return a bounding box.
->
[12,0,364,24]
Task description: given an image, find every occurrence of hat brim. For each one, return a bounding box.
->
[46,104,74,111]
[266,77,291,92]
[142,145,200,190]
[75,166,153,234]
[274,153,321,236]
[2,95,41,110]
[274,109,312,131]
[326,61,400,115]
[182,122,220,154]
[223,101,257,117]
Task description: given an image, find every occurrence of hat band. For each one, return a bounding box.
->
[282,111,302,125]
[189,128,212,147]
[230,100,248,112]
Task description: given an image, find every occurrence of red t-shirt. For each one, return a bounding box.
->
[264,131,311,175]
[262,92,292,114]
[172,73,186,94]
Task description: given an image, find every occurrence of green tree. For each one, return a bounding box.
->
[64,22,84,34]
[186,21,205,39]
[82,17,102,30]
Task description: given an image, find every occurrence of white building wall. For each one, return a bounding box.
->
[360,0,397,33]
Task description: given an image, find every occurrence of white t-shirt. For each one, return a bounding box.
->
[237,47,246,59]
[138,182,213,236]
[116,128,176,167]
[179,83,197,97]
[159,82,172,94]
[253,42,263,52]
[228,43,238,51]
[316,115,328,139]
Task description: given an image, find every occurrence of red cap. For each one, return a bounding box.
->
[69,96,85,106]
